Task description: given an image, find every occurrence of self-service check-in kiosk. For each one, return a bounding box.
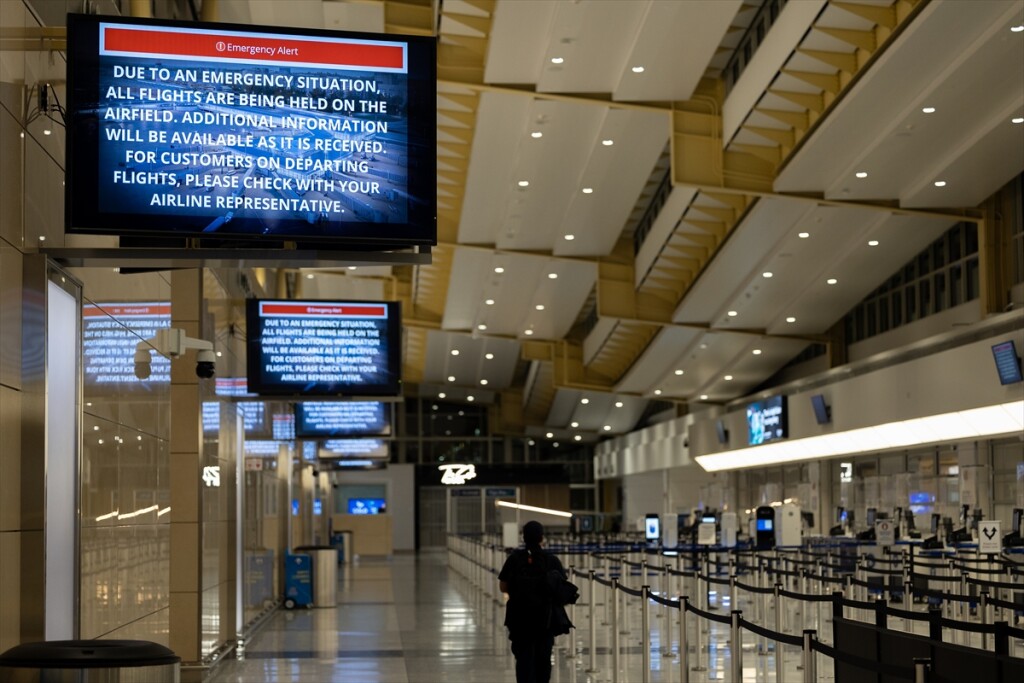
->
[720,511,738,547]
[755,506,775,550]
[645,513,661,547]
[775,503,802,547]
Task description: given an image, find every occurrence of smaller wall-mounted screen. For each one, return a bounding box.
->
[715,420,728,445]
[746,395,788,446]
[810,394,831,425]
[246,299,400,396]
[318,438,389,459]
[991,340,1023,385]
[348,498,386,514]
[244,439,284,456]
[296,401,391,437]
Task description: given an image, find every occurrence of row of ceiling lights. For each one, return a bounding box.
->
[550,56,645,74]
[479,266,560,337]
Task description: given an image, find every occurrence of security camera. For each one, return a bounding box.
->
[195,349,216,379]
[133,347,152,380]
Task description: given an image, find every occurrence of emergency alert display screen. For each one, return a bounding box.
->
[246,299,400,396]
[66,14,436,245]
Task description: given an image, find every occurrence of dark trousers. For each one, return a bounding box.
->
[510,633,554,683]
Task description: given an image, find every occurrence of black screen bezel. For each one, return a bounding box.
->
[65,13,436,247]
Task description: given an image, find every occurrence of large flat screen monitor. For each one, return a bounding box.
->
[295,401,391,437]
[66,14,436,247]
[746,395,788,445]
[246,299,400,396]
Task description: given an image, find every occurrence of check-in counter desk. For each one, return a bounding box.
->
[332,514,393,557]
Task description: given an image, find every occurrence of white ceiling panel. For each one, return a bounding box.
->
[421,331,520,390]
[614,326,705,395]
[322,1,385,33]
[546,389,647,435]
[485,0,558,84]
[613,0,743,101]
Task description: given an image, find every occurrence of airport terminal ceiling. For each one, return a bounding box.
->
[35,0,1024,441]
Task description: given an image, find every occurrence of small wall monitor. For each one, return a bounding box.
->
[645,514,660,541]
[65,14,436,247]
[715,420,729,444]
[746,395,788,445]
[295,401,391,437]
[991,340,1023,385]
[810,394,831,424]
[318,438,389,459]
[246,299,400,396]
[348,498,386,514]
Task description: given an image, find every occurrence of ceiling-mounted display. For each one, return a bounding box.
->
[66,14,436,246]
[295,401,391,437]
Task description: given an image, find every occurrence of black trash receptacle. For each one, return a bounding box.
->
[0,639,180,682]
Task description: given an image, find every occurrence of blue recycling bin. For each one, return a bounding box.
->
[284,553,313,609]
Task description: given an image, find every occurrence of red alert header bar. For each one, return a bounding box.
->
[83,303,171,317]
[100,23,407,73]
[259,302,388,318]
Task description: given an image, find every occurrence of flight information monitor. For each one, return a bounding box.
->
[318,438,389,459]
[246,299,400,396]
[66,14,436,246]
[295,401,391,437]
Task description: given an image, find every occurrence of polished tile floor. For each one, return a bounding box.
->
[206,550,828,683]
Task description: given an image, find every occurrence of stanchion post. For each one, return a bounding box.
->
[874,597,887,629]
[611,578,620,683]
[994,621,1009,657]
[663,568,673,657]
[913,658,930,683]
[802,630,817,683]
[567,565,577,660]
[730,610,743,683]
[774,582,783,669]
[928,605,942,642]
[679,597,690,683]
[642,586,651,683]
[587,570,598,674]
[692,598,706,673]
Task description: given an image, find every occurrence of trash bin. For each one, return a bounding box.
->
[294,545,337,608]
[0,639,180,682]
[284,552,313,609]
[330,530,353,565]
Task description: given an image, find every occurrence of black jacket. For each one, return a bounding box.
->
[498,548,569,637]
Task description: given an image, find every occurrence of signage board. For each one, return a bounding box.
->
[978,520,1001,554]
[875,519,896,546]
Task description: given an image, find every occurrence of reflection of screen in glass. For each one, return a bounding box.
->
[645,516,660,540]
[349,498,385,514]
[83,302,171,389]
[756,519,773,532]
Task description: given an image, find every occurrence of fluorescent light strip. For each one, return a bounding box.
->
[695,401,1023,472]
[118,504,160,520]
[495,500,573,518]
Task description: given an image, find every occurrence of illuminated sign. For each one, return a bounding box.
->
[202,465,220,487]
[840,462,853,483]
[439,463,477,486]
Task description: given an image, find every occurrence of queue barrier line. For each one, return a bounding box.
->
[810,639,917,680]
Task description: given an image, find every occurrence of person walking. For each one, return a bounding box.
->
[498,520,567,683]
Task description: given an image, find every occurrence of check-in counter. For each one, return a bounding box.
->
[332,514,393,557]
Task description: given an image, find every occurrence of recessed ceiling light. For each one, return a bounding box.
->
[494,266,505,274]
[699,343,708,350]
[1012,25,1024,32]
[551,57,564,64]
[485,353,494,360]
[574,435,582,442]
[614,401,623,408]
[724,375,733,381]
[467,396,475,402]
[581,398,589,405]
[43,129,52,136]
[438,392,446,399]
[674,369,684,376]
[922,107,936,113]
[535,304,545,311]
[654,389,662,395]
[485,299,495,305]
[447,375,456,382]
[1012,117,1024,124]
[546,432,554,438]
[631,65,645,73]
[785,316,796,323]
[934,180,946,187]
[700,394,709,400]
[855,172,868,179]
[564,234,575,240]
[727,310,738,317]
[480,379,488,385]
[868,240,879,247]
[348,266,357,270]
[547,273,558,279]
[553,442,559,447]
[762,272,773,278]
[752,349,762,355]
[571,421,579,428]
[798,232,810,239]
[581,188,594,194]
[524,329,534,336]
[450,349,460,356]
[827,278,838,285]
[517,180,530,187]
[477,323,487,331]
[603,425,612,431]
[531,131,543,138]
[305,273,315,279]
[602,139,614,146]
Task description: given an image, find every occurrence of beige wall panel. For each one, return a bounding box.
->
[22,134,63,247]
[0,110,24,248]
[0,0,29,117]
[169,522,200,594]
[168,591,200,662]
[170,385,200,455]
[0,385,21,531]
[0,530,20,651]
[19,528,43,641]
[100,607,169,647]
[0,242,22,390]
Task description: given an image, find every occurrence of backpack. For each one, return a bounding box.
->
[546,568,579,606]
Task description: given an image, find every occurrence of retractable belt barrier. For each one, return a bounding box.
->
[446,533,1024,683]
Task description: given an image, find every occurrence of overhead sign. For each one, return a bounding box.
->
[875,519,895,546]
[486,488,516,498]
[697,522,717,546]
[978,520,1001,554]
[839,462,853,483]
[202,465,220,487]
[439,463,476,485]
